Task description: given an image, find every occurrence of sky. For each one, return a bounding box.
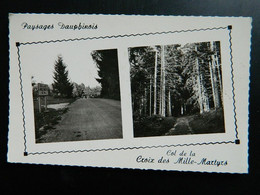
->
[22,41,101,88]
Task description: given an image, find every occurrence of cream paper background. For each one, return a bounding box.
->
[8,14,251,173]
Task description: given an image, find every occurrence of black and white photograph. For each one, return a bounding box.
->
[129,41,225,137]
[30,45,122,143]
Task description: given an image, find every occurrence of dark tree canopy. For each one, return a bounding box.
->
[129,41,223,118]
[52,55,73,98]
[91,49,120,100]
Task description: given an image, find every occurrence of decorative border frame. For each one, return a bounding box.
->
[16,25,240,156]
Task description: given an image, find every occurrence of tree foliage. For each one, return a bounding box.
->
[52,55,73,98]
[129,41,223,119]
[72,83,101,98]
[91,49,120,100]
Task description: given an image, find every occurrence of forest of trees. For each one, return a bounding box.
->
[129,41,223,120]
[91,49,121,100]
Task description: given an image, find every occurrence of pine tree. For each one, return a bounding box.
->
[52,55,73,98]
[160,45,166,116]
[153,49,158,115]
[129,41,223,118]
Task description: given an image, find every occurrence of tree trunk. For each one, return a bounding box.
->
[132,94,135,110]
[144,88,147,116]
[149,77,152,116]
[210,41,220,109]
[153,50,158,115]
[167,90,172,116]
[139,97,142,116]
[195,45,203,114]
[161,45,166,117]
[212,41,223,108]
[159,68,162,115]
[200,74,210,112]
[209,56,217,109]
[215,57,223,107]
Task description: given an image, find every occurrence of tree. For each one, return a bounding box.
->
[160,45,166,116]
[31,76,38,98]
[128,46,155,118]
[129,41,223,119]
[52,55,73,98]
[72,82,86,97]
[91,49,120,100]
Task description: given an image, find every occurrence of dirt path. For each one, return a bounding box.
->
[165,116,193,136]
[38,98,122,143]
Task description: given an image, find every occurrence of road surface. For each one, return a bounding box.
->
[165,117,194,136]
[39,98,122,143]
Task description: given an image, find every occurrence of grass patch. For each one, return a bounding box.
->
[133,108,225,137]
[33,97,76,112]
[34,97,76,141]
[34,107,68,141]
[189,108,225,134]
[47,97,76,104]
[134,115,177,137]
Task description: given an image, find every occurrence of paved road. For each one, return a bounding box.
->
[39,98,122,143]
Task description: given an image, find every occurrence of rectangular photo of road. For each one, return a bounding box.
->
[128,41,225,137]
[32,47,122,143]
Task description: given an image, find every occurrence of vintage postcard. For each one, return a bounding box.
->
[8,14,251,173]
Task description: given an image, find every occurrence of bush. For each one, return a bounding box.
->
[189,108,225,134]
[133,115,176,137]
[34,107,69,142]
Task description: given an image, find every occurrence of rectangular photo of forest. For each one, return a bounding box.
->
[30,45,122,143]
[128,41,225,137]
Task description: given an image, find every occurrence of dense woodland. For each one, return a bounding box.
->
[91,49,121,100]
[129,41,223,120]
